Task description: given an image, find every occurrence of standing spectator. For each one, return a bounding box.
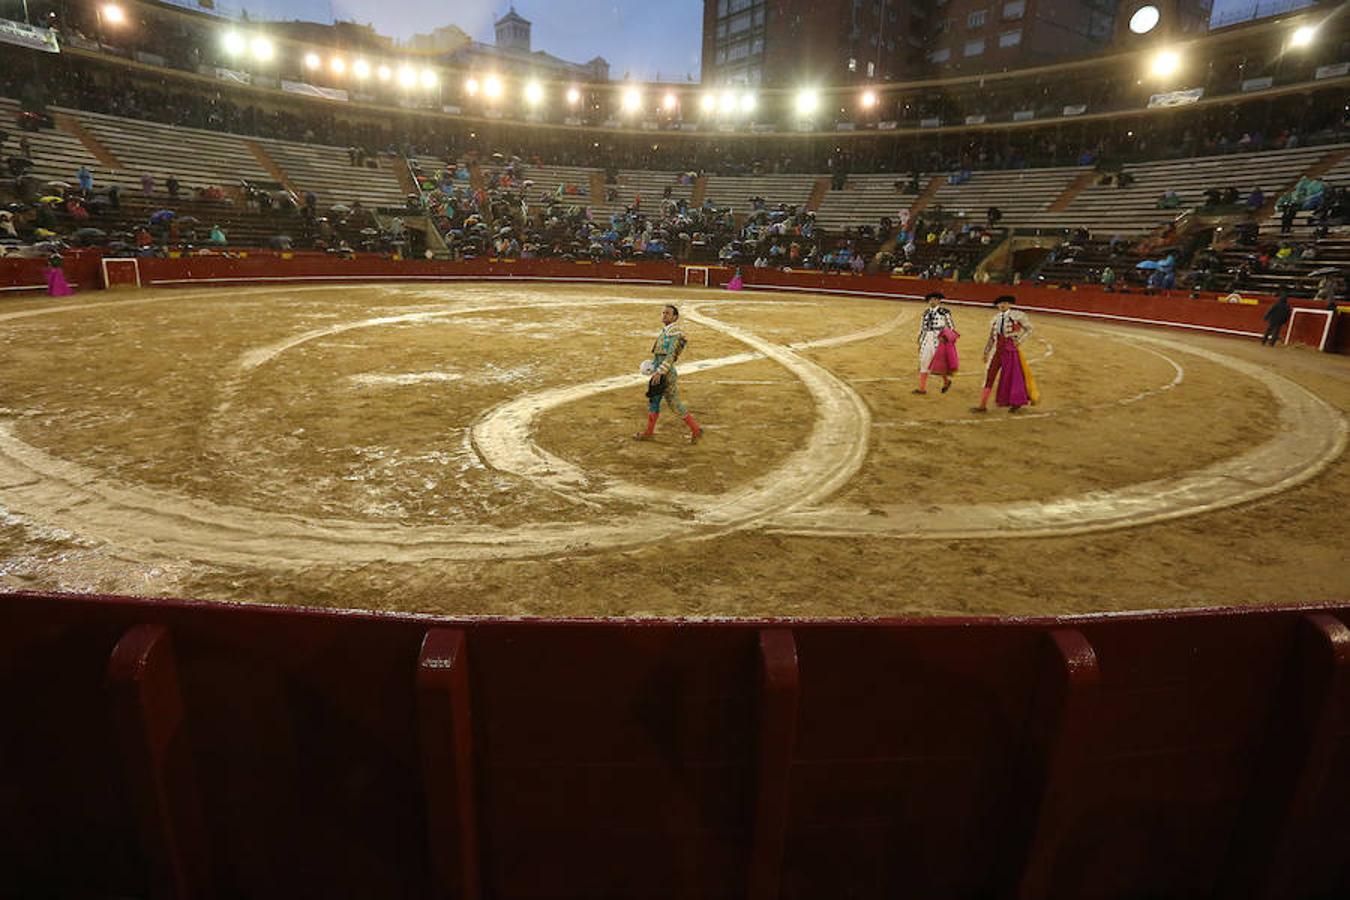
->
[166,175,180,199]
[209,224,227,245]
[987,206,1003,228]
[1279,203,1297,235]
[140,172,155,197]
[1100,266,1116,291]
[76,165,93,194]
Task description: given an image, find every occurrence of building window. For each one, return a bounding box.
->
[967,9,986,27]
[964,38,985,55]
[929,47,950,62]
[1002,0,1025,19]
[848,57,857,71]
[867,60,875,76]
[998,28,1021,46]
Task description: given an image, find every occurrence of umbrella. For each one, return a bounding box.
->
[177,216,200,225]
[1306,266,1338,278]
[5,203,26,213]
[1136,260,1161,270]
[330,203,352,213]
[38,195,63,204]
[360,227,378,236]
[46,180,71,189]
[72,227,107,245]
[149,210,175,224]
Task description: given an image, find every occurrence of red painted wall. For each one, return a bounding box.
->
[0,591,1346,898]
[1,253,1341,351]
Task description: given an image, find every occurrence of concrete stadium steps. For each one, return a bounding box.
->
[516,164,602,212]
[701,174,817,212]
[256,140,405,209]
[86,194,283,247]
[66,106,272,194]
[576,170,691,221]
[814,174,915,232]
[0,98,117,192]
[1020,145,1338,236]
[1214,234,1350,298]
[924,166,1085,227]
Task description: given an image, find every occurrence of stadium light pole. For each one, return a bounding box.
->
[95,3,125,47]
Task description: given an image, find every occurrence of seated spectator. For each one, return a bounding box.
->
[209,224,227,244]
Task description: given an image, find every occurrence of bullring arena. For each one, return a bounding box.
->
[5,2,1350,895]
[0,275,1346,616]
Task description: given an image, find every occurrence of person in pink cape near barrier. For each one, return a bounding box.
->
[44,253,73,297]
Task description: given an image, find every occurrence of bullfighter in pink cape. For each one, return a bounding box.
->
[43,253,73,297]
[913,291,957,394]
[972,295,1037,413]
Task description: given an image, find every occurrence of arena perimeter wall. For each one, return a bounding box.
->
[1,253,1344,351]
[0,591,1346,897]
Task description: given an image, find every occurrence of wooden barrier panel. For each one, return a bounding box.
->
[1,251,1340,352]
[0,592,1346,898]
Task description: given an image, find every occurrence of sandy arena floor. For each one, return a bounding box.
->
[0,282,1346,618]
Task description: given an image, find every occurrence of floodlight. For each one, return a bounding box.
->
[483,75,502,99]
[622,87,642,112]
[861,89,877,108]
[101,4,126,25]
[250,36,273,62]
[566,86,581,105]
[330,56,345,75]
[222,31,246,56]
[719,91,736,113]
[377,65,391,81]
[662,92,678,111]
[795,89,819,115]
[739,92,755,112]
[700,93,716,112]
[420,69,437,88]
[353,59,370,78]
[1290,25,1316,47]
[1149,48,1180,77]
[1128,5,1160,35]
[465,77,479,95]
[525,81,544,105]
[398,66,417,87]
[304,52,321,70]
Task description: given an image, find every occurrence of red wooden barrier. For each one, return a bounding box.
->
[2,252,1340,351]
[0,591,1347,898]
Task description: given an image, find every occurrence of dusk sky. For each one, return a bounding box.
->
[213,0,1309,82]
[225,0,705,81]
